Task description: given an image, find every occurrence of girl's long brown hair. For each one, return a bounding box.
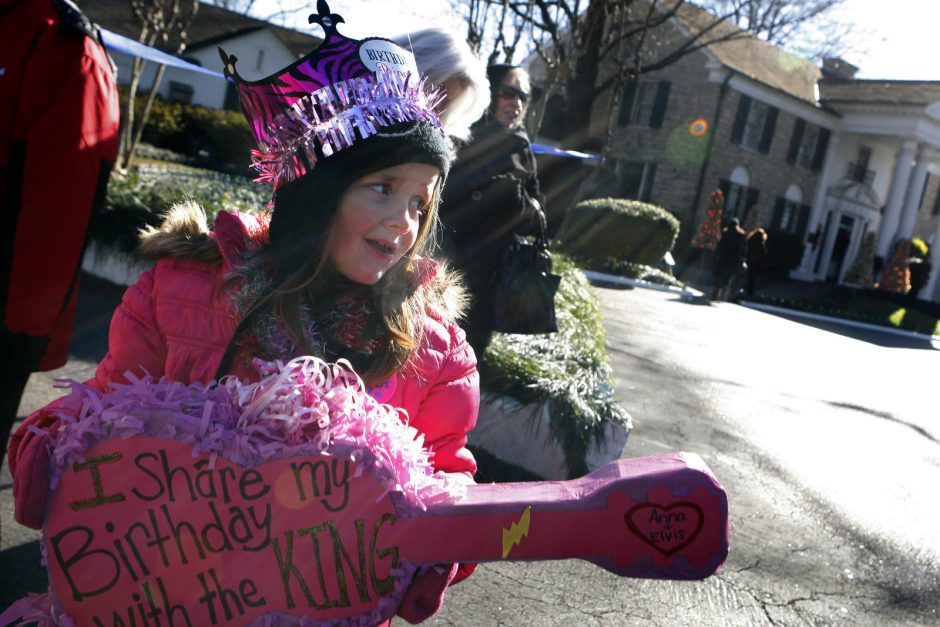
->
[239,179,443,386]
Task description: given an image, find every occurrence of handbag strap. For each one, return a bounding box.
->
[534,208,549,250]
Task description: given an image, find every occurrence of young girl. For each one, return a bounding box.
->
[8,4,477,623]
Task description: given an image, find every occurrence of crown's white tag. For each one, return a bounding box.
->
[359,39,419,78]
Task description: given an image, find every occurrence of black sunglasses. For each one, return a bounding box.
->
[498,85,529,103]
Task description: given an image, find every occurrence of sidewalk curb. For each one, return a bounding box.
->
[740,300,940,344]
[583,270,703,298]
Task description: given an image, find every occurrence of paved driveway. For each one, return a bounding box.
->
[3,279,939,625]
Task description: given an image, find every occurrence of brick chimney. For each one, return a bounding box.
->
[821,57,859,81]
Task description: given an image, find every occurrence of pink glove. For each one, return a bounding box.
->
[395,563,459,624]
[11,415,57,530]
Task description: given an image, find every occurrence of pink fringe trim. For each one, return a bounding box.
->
[9,356,465,626]
[46,356,465,509]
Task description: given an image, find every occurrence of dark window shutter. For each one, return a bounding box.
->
[650,81,671,128]
[731,94,751,145]
[787,118,806,164]
[770,197,785,231]
[811,129,831,172]
[796,204,811,236]
[618,81,639,126]
[758,106,779,154]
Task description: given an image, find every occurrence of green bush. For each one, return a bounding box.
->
[136,96,254,176]
[555,198,680,266]
[910,237,929,260]
[98,165,267,253]
[481,254,632,477]
[580,258,684,288]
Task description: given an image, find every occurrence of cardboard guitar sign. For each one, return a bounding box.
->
[8,358,729,625]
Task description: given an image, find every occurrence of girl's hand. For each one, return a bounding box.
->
[12,418,56,530]
[395,563,459,624]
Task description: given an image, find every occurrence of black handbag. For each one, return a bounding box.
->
[490,210,561,334]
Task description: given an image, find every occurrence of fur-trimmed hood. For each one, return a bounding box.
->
[138,201,468,323]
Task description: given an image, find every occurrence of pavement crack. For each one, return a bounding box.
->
[733,559,761,573]
[826,400,938,444]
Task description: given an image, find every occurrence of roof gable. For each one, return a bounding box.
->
[673,2,820,105]
[819,80,940,107]
[76,0,319,58]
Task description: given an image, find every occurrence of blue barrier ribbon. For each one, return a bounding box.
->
[100,28,225,79]
[100,28,601,162]
[531,143,601,161]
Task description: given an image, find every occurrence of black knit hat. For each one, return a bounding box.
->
[267,119,449,278]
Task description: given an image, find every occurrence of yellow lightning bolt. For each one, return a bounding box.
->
[501,506,532,559]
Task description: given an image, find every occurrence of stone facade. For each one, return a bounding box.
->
[543,3,940,300]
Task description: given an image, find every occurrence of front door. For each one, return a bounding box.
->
[826,214,856,281]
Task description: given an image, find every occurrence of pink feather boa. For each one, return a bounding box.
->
[3,356,466,626]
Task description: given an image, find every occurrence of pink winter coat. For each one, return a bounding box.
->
[9,206,479,480]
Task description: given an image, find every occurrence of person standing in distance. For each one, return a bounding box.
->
[439,63,544,360]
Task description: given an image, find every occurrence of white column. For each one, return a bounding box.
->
[794,135,841,278]
[876,139,918,258]
[896,145,935,240]
[925,221,940,302]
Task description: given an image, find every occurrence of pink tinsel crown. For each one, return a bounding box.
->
[218,0,444,192]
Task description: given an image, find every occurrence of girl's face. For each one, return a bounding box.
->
[329,162,440,285]
[494,69,530,129]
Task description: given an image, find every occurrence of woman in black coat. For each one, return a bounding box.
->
[439,64,543,358]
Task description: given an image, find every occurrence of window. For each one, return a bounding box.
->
[617,161,657,201]
[590,160,657,202]
[725,182,749,215]
[255,49,266,71]
[786,118,831,171]
[167,81,194,104]
[845,145,874,184]
[619,81,671,128]
[771,186,810,235]
[731,94,778,153]
[719,171,759,221]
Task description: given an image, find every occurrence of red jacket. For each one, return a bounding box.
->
[0,0,119,371]
[10,206,480,480]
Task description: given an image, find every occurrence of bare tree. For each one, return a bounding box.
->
[204,0,311,27]
[460,0,848,141]
[454,0,849,217]
[452,0,532,64]
[700,0,845,49]
[118,0,200,171]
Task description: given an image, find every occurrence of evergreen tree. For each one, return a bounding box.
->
[843,231,875,287]
[880,239,911,294]
[691,190,724,250]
